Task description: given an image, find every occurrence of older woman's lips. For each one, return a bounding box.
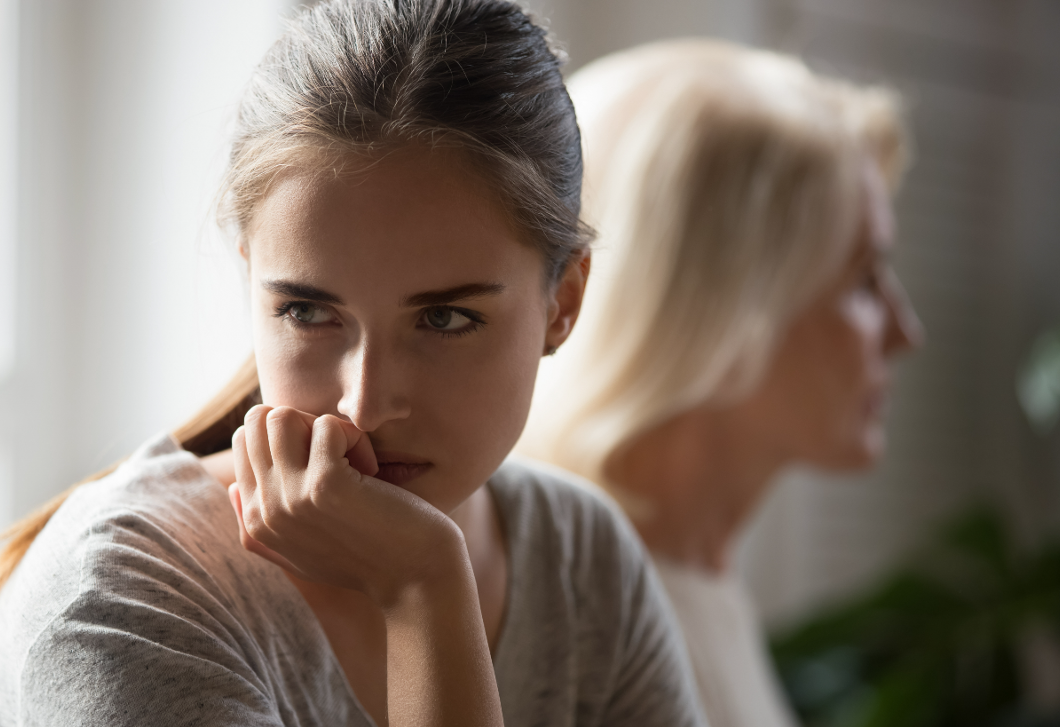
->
[866,388,891,419]
[373,454,432,486]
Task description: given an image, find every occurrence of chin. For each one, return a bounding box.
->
[395,462,490,516]
[814,428,887,472]
[843,430,887,470]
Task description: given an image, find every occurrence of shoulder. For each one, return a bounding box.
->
[654,559,762,645]
[1,434,252,645]
[490,458,707,727]
[490,456,661,611]
[5,434,240,606]
[655,564,799,727]
[490,455,642,566]
[0,435,346,725]
[3,434,227,600]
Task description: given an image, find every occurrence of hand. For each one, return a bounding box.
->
[232,405,503,727]
[230,405,465,608]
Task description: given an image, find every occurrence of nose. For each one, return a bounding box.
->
[336,339,412,432]
[882,267,925,356]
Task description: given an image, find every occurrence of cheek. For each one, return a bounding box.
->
[839,291,889,357]
[251,308,344,412]
[802,292,888,406]
[806,296,891,462]
[757,301,881,461]
[419,307,546,479]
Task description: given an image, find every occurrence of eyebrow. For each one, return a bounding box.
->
[261,279,345,306]
[401,282,506,307]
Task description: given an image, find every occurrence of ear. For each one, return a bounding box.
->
[543,250,591,356]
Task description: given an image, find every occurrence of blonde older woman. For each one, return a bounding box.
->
[520,40,924,727]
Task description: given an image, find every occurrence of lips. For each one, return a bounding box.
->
[865,386,891,419]
[373,452,432,486]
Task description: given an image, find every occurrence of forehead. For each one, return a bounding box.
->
[245,148,539,300]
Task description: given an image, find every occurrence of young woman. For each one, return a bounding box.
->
[520,40,925,727]
[0,4,705,726]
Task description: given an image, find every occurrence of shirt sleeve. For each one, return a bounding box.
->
[16,514,284,727]
[601,551,710,727]
[590,503,710,727]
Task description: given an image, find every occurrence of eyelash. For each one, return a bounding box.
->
[419,306,486,339]
[272,301,334,328]
[861,265,885,292]
[272,301,487,338]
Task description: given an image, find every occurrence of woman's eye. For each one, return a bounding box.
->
[857,266,881,293]
[421,306,478,334]
[285,302,334,325]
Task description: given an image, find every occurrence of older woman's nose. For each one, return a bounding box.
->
[882,269,925,355]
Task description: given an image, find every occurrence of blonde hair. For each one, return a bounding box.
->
[519,39,908,504]
[0,0,587,589]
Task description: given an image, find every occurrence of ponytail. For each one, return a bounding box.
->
[0,354,260,589]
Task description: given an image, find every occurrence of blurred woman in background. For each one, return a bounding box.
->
[521,39,924,727]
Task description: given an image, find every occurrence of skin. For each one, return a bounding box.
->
[607,159,925,573]
[201,146,589,727]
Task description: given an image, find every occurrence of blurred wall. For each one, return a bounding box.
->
[0,0,293,526]
[527,0,1060,626]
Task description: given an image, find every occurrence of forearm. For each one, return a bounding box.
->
[384,551,503,727]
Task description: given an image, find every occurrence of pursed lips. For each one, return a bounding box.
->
[372,451,433,486]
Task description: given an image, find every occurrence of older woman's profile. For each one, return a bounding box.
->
[521,38,924,727]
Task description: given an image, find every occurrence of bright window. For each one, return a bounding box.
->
[0,0,13,526]
[0,0,15,382]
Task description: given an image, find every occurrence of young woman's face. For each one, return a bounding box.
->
[738,160,924,470]
[244,148,579,514]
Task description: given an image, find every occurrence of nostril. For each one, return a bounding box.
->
[891,307,924,353]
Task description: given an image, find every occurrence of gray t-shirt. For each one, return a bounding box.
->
[0,434,705,727]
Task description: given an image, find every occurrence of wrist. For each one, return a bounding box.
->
[378,518,476,619]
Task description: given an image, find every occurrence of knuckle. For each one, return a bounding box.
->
[259,494,295,536]
[306,475,335,508]
[288,493,315,520]
[244,509,267,542]
[266,406,297,426]
[315,414,341,432]
[244,404,271,426]
[257,496,276,528]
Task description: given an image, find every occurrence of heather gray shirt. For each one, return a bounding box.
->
[0,434,705,727]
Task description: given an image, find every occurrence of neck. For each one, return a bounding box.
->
[448,484,502,590]
[606,406,786,574]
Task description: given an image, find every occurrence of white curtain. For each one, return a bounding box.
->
[0,0,16,525]
[1,0,295,528]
